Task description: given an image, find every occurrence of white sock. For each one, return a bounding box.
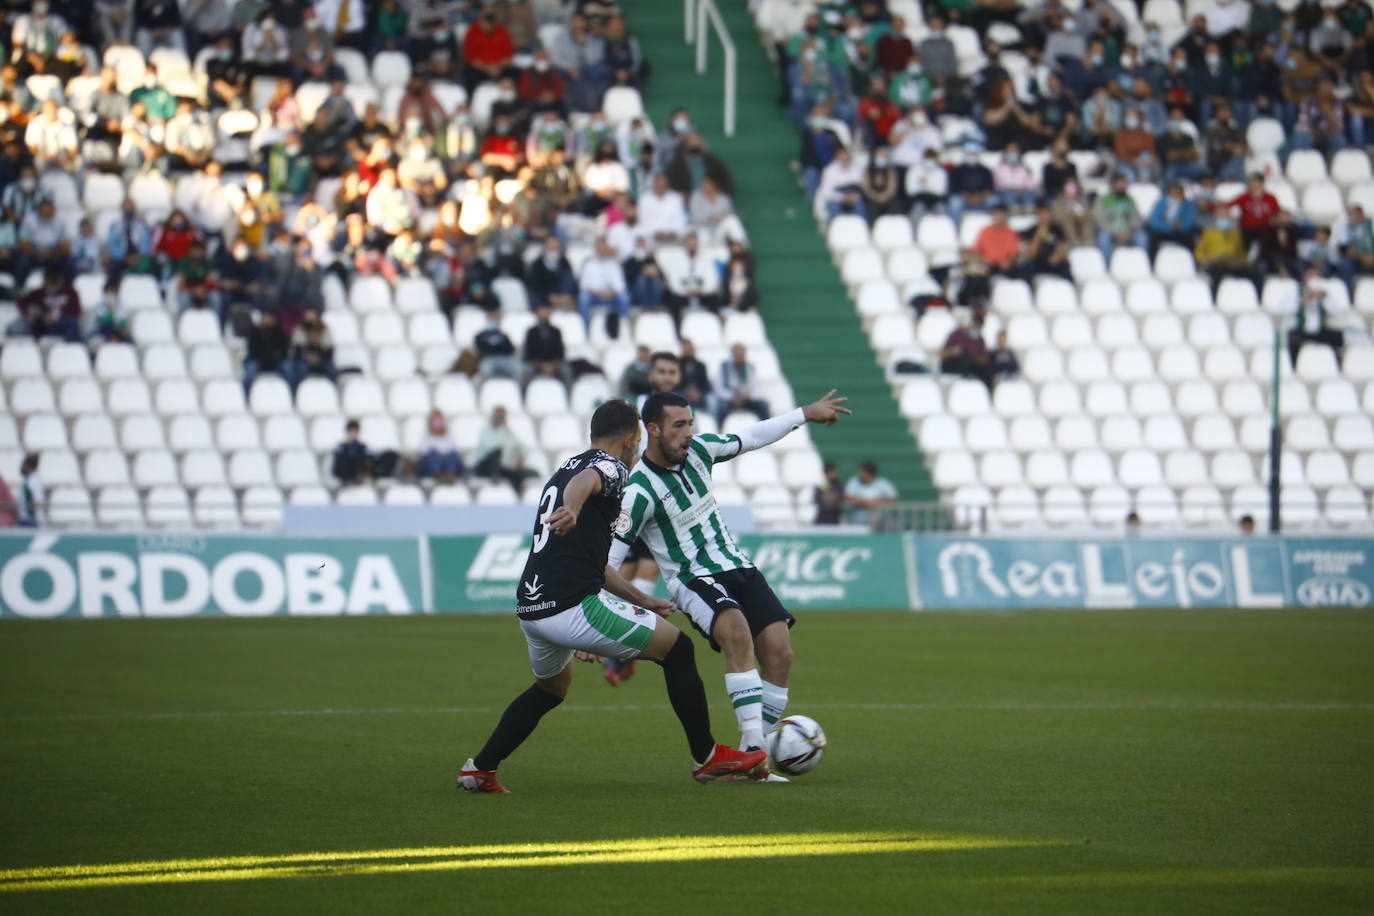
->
[761,680,789,729]
[631,577,656,598]
[724,669,765,750]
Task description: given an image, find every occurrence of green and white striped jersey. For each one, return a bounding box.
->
[614,433,753,584]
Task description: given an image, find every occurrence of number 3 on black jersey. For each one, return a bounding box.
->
[531,485,558,554]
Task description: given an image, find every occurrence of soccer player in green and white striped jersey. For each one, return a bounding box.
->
[607,389,850,778]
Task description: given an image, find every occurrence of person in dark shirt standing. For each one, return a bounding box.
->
[243,310,294,394]
[458,399,766,793]
[522,303,566,385]
[813,462,845,525]
[331,419,369,485]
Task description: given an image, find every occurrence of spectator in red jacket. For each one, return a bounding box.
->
[875,15,914,75]
[153,210,198,268]
[463,6,514,93]
[858,76,901,145]
[1226,173,1281,255]
[519,49,566,111]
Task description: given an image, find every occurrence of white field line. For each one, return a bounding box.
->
[7,700,1374,724]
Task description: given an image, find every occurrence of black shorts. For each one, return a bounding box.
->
[625,537,654,562]
[682,567,795,653]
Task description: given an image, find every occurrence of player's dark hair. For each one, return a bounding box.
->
[649,350,680,368]
[590,398,640,441]
[641,392,690,430]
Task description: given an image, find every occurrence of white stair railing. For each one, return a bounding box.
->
[684,0,737,137]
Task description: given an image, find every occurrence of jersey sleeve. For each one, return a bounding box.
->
[690,432,743,466]
[589,454,628,501]
[613,483,653,545]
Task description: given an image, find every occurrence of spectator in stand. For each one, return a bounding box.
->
[71,218,102,276]
[939,310,994,391]
[175,239,216,315]
[0,474,15,528]
[152,210,198,276]
[875,16,914,76]
[858,76,902,146]
[1094,175,1147,261]
[474,311,520,379]
[1157,108,1207,181]
[520,49,566,111]
[689,175,747,244]
[18,199,69,281]
[1114,107,1158,183]
[722,254,758,313]
[90,280,131,343]
[815,145,866,222]
[917,14,959,81]
[242,10,291,77]
[992,143,1036,211]
[1195,214,1253,289]
[578,238,631,336]
[2,166,48,228]
[365,168,417,238]
[1080,83,1122,151]
[1292,79,1348,152]
[372,0,410,54]
[889,106,940,171]
[625,237,665,307]
[679,338,714,414]
[418,410,463,482]
[973,205,1022,273]
[798,106,845,202]
[664,232,723,326]
[15,454,43,528]
[1335,205,1374,288]
[714,344,769,423]
[1052,179,1095,248]
[813,462,845,525]
[289,308,337,385]
[1202,103,1246,182]
[1301,226,1341,277]
[667,132,735,197]
[526,236,578,311]
[906,147,949,220]
[1285,265,1349,367]
[860,148,903,221]
[990,331,1020,381]
[982,79,1039,153]
[844,462,898,527]
[1227,173,1281,257]
[472,406,535,490]
[619,346,653,399]
[946,143,995,227]
[1190,42,1237,127]
[332,420,370,485]
[10,267,80,341]
[1261,210,1302,279]
[1019,205,1072,280]
[522,304,566,385]
[637,172,689,244]
[548,13,607,112]
[1147,183,1200,256]
[243,310,293,394]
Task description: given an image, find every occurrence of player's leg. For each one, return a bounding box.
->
[673,578,767,752]
[459,629,575,793]
[753,620,793,729]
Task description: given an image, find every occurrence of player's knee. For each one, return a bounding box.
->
[655,631,695,669]
[767,640,794,672]
[535,670,571,701]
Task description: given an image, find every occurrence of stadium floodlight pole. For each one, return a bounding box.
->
[1268,324,1282,533]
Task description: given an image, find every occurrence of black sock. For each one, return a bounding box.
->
[473,684,563,771]
[654,632,716,764]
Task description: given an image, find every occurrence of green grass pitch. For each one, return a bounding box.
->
[2,609,1372,914]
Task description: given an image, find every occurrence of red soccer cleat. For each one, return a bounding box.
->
[620,660,636,682]
[691,744,768,783]
[602,659,621,687]
[458,758,511,794]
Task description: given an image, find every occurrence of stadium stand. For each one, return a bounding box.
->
[0,0,826,529]
[752,0,1374,530]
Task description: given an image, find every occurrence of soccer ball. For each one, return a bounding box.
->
[766,715,826,776]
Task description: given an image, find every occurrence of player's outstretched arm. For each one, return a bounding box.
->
[603,563,677,617]
[546,468,601,535]
[733,390,851,455]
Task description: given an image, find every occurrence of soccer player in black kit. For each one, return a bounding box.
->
[458,399,766,792]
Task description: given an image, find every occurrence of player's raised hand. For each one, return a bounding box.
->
[803,389,852,426]
[546,506,577,535]
[644,597,677,618]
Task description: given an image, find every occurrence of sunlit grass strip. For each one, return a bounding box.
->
[0,832,1051,893]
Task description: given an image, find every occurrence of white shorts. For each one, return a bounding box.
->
[667,578,730,644]
[519,591,660,680]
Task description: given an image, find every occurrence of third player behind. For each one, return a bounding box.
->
[607,389,851,781]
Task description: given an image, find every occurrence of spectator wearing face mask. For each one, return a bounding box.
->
[905,147,949,221]
[1052,180,1095,248]
[90,280,130,343]
[946,145,995,228]
[1043,15,1086,68]
[1195,215,1252,290]
[289,308,337,385]
[242,10,290,77]
[666,132,735,197]
[1113,108,1158,183]
[1147,182,1200,256]
[463,5,514,93]
[1156,109,1207,182]
[520,49,566,110]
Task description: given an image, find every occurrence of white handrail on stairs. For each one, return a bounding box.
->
[683,0,737,137]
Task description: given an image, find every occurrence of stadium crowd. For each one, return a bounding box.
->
[758,0,1374,382]
[0,0,784,501]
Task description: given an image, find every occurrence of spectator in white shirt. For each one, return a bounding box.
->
[889,107,942,169]
[578,238,631,336]
[1284,264,1348,368]
[582,140,630,205]
[689,175,747,245]
[1202,0,1248,38]
[814,146,865,221]
[606,199,649,260]
[242,10,291,76]
[313,0,367,49]
[906,147,950,220]
[636,172,688,243]
[713,343,770,424]
[664,232,723,326]
[23,99,79,171]
[844,462,898,527]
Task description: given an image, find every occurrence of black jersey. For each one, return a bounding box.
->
[515,449,629,619]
